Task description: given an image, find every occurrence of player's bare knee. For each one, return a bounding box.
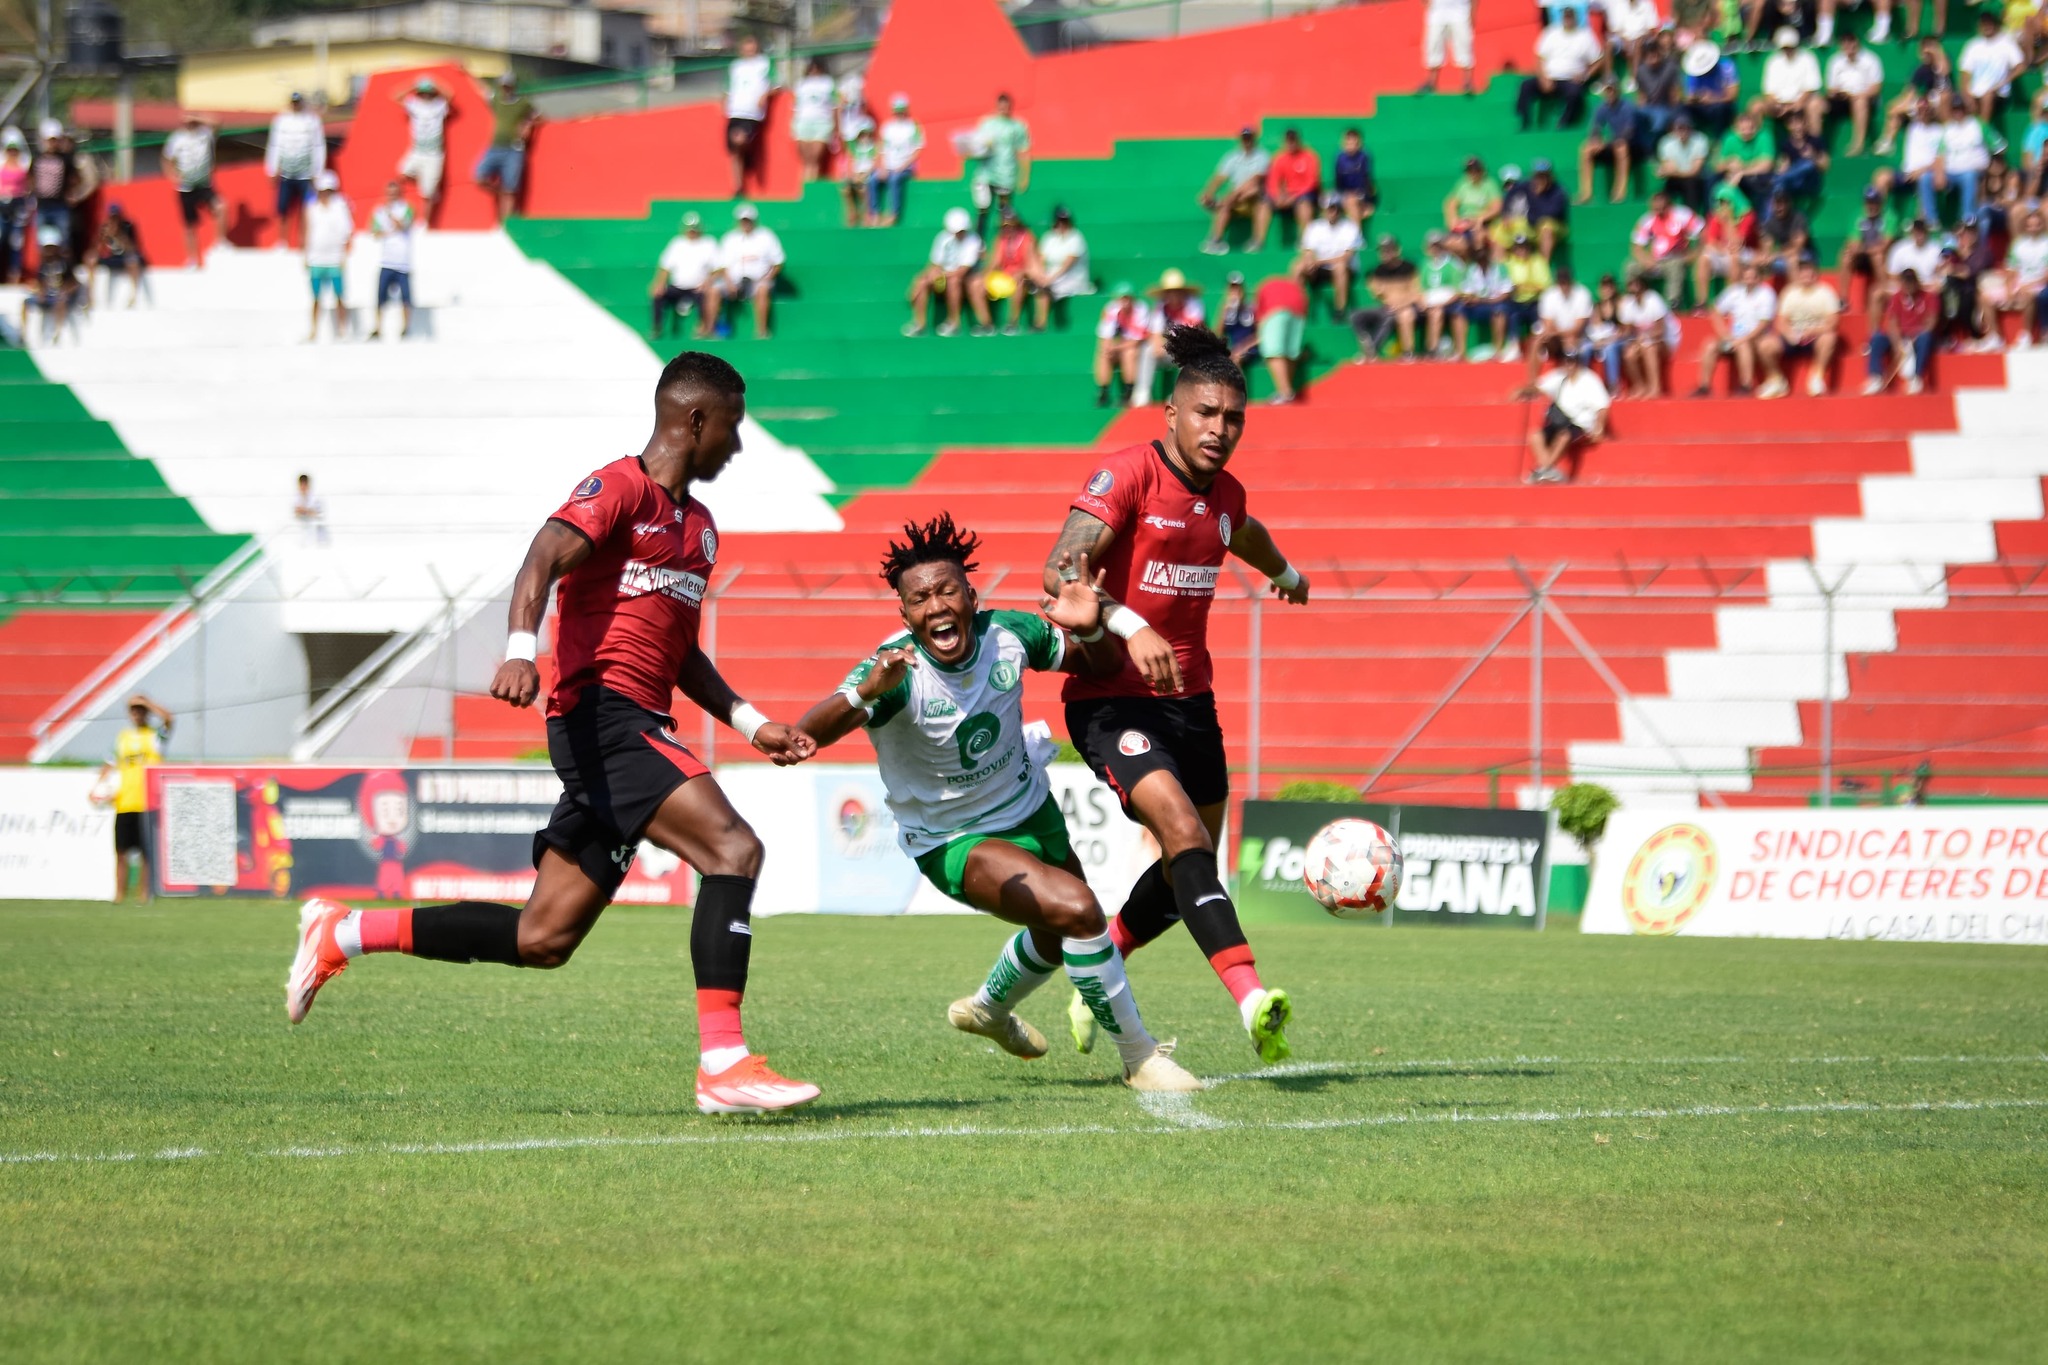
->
[1050,894,1107,939]
[516,924,579,969]
[700,820,764,879]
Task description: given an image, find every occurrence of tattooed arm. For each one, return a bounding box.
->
[1041,509,1182,694]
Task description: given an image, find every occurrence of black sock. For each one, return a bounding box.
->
[691,874,756,992]
[410,901,522,966]
[1112,859,1181,953]
[1167,848,1249,958]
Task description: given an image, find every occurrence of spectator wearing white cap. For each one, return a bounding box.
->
[873,94,923,227]
[649,211,725,341]
[265,93,326,250]
[302,170,353,342]
[1759,29,1823,124]
[720,203,783,338]
[29,118,81,252]
[906,206,988,337]
[397,77,452,222]
[0,128,26,284]
[726,35,775,197]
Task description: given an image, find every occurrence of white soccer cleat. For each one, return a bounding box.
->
[1124,1042,1203,1093]
[948,997,1049,1059]
[285,898,353,1024]
[694,1054,821,1115]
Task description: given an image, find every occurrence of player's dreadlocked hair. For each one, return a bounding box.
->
[656,350,746,404]
[1163,323,1247,394]
[880,512,982,590]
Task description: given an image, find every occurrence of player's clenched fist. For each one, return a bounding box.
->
[490,658,540,708]
[753,722,816,767]
[1270,571,1309,606]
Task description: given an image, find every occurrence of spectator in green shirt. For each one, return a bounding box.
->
[474,73,538,222]
[967,93,1031,236]
[1442,156,1503,259]
[1199,127,1273,255]
[1715,110,1777,215]
[1417,229,1468,356]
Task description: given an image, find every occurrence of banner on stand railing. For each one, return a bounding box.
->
[0,768,116,901]
[1584,806,2048,945]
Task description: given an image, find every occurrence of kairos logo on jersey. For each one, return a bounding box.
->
[617,560,707,605]
[1138,560,1221,597]
[1086,469,1115,496]
[1118,731,1152,757]
[1143,514,1188,530]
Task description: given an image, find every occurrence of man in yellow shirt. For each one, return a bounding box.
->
[99,695,172,903]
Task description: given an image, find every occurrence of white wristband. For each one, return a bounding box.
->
[1106,606,1149,641]
[1272,564,1302,591]
[730,701,770,743]
[1074,623,1105,644]
[504,631,538,663]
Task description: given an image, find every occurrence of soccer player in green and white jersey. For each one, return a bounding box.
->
[797,515,1200,1093]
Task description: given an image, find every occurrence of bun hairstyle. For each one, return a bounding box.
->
[1163,323,1246,394]
[880,511,982,589]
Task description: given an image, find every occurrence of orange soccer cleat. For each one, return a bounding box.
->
[694,1054,822,1116]
[285,898,352,1024]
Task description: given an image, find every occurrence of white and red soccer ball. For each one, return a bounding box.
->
[1301,818,1402,919]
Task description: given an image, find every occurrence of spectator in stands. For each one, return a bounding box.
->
[1252,272,1309,402]
[1039,206,1092,318]
[836,68,871,148]
[1578,81,1644,205]
[27,120,74,247]
[1760,256,1841,396]
[1459,239,1516,357]
[967,93,1032,237]
[984,208,1047,333]
[1517,10,1604,131]
[1443,156,1503,258]
[720,203,784,339]
[303,171,353,343]
[1634,33,1683,143]
[265,94,325,250]
[1680,41,1740,140]
[1332,128,1377,227]
[1630,190,1705,305]
[1419,229,1466,357]
[1296,197,1360,317]
[1825,33,1883,157]
[1216,271,1257,356]
[1520,159,1570,261]
[1582,275,1627,392]
[907,207,987,338]
[1939,225,1994,350]
[1352,234,1422,361]
[2023,93,2048,199]
[1980,152,2021,246]
[0,130,24,284]
[85,200,145,309]
[1696,257,1780,397]
[475,75,537,223]
[1199,127,1273,255]
[1959,12,2025,123]
[1606,0,1663,70]
[1094,281,1147,406]
[19,232,79,342]
[1880,216,1943,322]
[1744,0,1814,47]
[1136,269,1207,401]
[1620,272,1681,397]
[1865,269,1937,393]
[1266,129,1322,240]
[1878,40,1953,156]
[1757,189,1812,276]
[791,59,836,184]
[1502,233,1552,359]
[1759,29,1823,124]
[842,125,879,227]
[726,34,774,197]
[293,474,328,545]
[1895,97,1947,224]
[872,95,923,228]
[1839,186,1897,316]
[1718,111,1778,214]
[367,181,416,341]
[1419,0,1476,95]
[649,211,724,341]
[2005,206,2048,348]
[397,78,451,223]
[1936,94,2002,227]
[1696,184,1759,311]
[1526,349,1609,484]
[162,113,223,267]
[1655,113,1713,214]
[1525,264,1594,387]
[1774,107,1830,202]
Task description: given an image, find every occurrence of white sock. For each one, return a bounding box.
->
[1239,988,1269,1032]
[333,910,364,959]
[971,931,1058,1012]
[701,1045,749,1074]
[1870,10,1890,39]
[1814,13,1833,42]
[1062,931,1157,1065]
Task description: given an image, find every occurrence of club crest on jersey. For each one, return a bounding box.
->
[1086,469,1114,496]
[701,528,718,563]
[573,475,603,499]
[1118,731,1152,757]
[989,660,1021,692]
[1219,513,1233,546]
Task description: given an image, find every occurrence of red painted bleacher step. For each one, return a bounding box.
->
[0,610,160,760]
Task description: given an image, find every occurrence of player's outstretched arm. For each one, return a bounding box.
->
[1040,552,1118,677]
[1047,509,1181,692]
[798,646,915,748]
[676,647,816,767]
[1228,515,1310,605]
[490,519,591,709]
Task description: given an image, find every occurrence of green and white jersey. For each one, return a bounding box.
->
[839,610,1065,857]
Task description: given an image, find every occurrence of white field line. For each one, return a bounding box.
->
[3,1094,2044,1170]
[1134,1090,1232,1129]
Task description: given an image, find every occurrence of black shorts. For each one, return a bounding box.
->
[1542,403,1585,443]
[177,184,216,226]
[114,811,147,854]
[658,284,707,313]
[538,685,709,896]
[727,117,764,151]
[1065,692,1230,815]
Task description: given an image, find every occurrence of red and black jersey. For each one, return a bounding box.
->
[1062,439,1248,703]
[545,456,719,717]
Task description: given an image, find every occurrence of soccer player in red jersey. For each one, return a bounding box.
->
[1046,325,1311,1063]
[285,352,824,1116]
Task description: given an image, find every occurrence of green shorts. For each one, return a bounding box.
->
[914,795,1072,905]
[1258,310,1304,360]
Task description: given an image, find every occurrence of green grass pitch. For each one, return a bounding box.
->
[4,901,2046,1362]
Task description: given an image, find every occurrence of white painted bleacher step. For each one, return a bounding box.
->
[27,232,841,634]
[1570,362,2048,804]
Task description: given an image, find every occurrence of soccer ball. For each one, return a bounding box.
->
[1301,818,1402,919]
